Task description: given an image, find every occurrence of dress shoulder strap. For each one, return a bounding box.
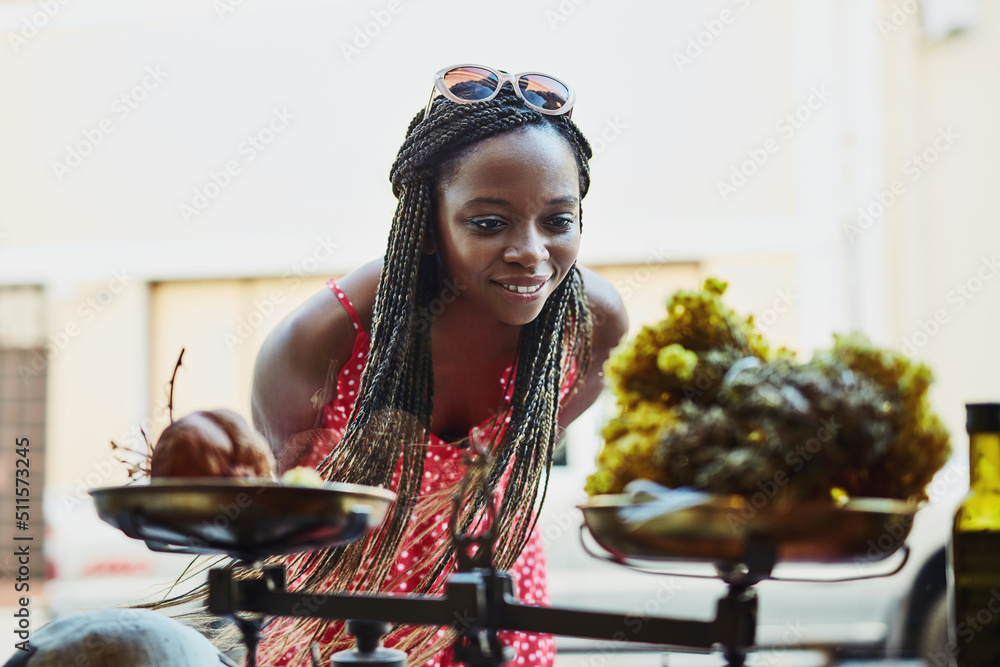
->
[326,279,365,333]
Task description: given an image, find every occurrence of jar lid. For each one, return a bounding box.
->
[966,403,1000,433]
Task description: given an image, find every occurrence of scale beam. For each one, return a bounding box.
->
[208,565,757,661]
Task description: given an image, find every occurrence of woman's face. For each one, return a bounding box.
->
[433,125,582,327]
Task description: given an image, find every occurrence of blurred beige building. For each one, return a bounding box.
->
[0,0,996,622]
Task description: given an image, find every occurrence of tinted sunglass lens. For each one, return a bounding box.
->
[443,67,499,102]
[518,74,570,111]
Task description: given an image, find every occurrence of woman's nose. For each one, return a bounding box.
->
[503,227,549,267]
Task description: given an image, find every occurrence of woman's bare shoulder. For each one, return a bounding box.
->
[578,265,628,351]
[557,266,627,427]
[251,258,383,455]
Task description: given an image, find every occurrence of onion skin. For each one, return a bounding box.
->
[150,409,276,480]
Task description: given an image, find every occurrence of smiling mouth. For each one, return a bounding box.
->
[499,283,544,294]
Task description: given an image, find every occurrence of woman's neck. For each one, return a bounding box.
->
[430,297,520,363]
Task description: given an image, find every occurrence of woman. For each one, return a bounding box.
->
[253,65,627,666]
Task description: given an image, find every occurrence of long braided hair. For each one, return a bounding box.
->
[280,87,595,662]
[162,86,594,664]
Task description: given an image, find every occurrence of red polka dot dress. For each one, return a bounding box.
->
[258,280,574,667]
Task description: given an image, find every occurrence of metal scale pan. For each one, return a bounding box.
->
[90,478,396,562]
[579,491,918,575]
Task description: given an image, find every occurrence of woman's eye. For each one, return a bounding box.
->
[547,216,576,230]
[468,218,505,231]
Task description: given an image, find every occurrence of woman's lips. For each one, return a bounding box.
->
[491,276,550,297]
[499,283,544,294]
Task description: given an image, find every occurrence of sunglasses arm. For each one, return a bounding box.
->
[422,87,439,122]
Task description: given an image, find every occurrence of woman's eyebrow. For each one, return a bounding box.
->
[461,195,580,208]
[547,195,579,206]
[463,196,511,207]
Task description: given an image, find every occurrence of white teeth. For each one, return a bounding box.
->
[502,283,543,294]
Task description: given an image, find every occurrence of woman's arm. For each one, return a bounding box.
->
[250,260,381,471]
[558,266,628,428]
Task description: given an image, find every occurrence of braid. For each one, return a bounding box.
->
[273,87,594,664]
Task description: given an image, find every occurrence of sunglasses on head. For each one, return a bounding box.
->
[423,64,576,122]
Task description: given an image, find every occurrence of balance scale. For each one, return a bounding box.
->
[91,474,915,667]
